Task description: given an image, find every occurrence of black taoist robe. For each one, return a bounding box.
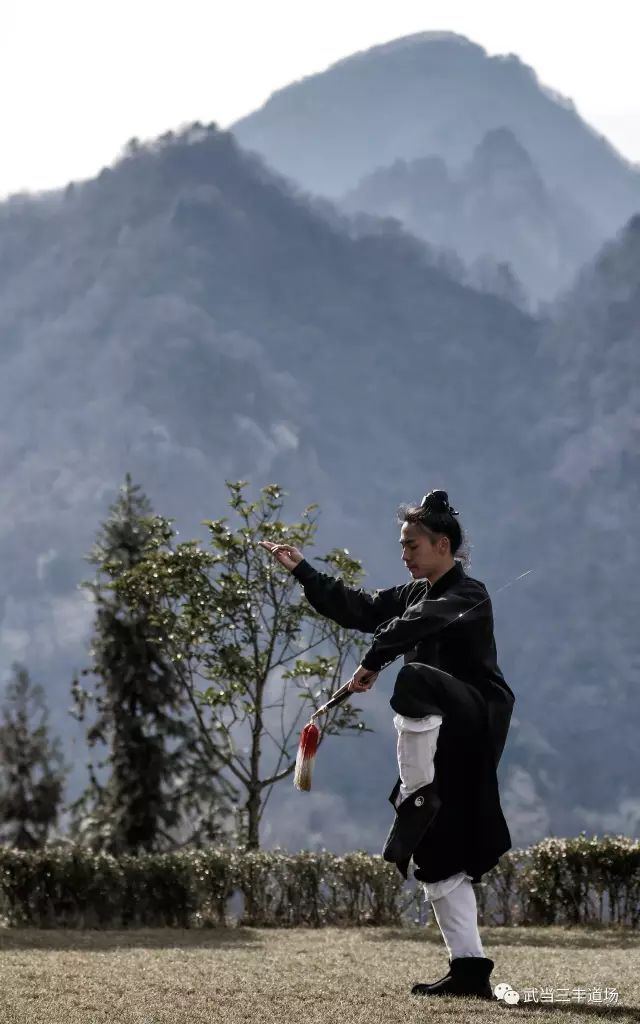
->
[291,556,515,884]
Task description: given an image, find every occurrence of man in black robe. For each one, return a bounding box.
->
[261,490,515,1000]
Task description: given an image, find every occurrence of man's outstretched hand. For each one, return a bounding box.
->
[258,542,379,693]
[258,540,304,572]
[348,665,379,693]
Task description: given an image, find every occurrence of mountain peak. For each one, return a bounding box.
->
[231,31,640,229]
[379,30,475,46]
[474,127,534,160]
[338,30,482,60]
[468,127,542,182]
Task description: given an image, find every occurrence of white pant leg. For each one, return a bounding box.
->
[422,871,470,902]
[393,712,442,806]
[427,875,485,959]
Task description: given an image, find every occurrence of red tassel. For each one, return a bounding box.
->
[294,722,320,791]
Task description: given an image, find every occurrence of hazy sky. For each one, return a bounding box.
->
[3,0,639,199]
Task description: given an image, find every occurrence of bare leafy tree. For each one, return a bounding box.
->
[112,480,373,848]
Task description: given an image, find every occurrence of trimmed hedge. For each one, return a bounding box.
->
[0,834,638,929]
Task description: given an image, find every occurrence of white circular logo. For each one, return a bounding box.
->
[494,981,520,1003]
[414,795,424,807]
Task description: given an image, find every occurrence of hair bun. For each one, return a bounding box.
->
[420,489,459,516]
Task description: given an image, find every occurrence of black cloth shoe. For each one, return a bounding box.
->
[411,956,496,999]
[382,779,442,877]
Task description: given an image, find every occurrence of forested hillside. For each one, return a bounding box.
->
[0,118,637,851]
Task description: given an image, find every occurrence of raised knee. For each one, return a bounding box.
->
[390,664,443,718]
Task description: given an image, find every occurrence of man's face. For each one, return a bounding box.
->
[399,521,446,579]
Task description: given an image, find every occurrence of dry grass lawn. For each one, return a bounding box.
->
[1,924,638,1024]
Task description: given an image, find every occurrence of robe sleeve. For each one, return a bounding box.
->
[290,558,408,633]
[360,585,487,672]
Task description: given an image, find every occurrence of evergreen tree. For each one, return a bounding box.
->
[69,473,235,855]
[0,662,67,849]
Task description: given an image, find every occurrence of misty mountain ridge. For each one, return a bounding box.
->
[232,30,640,308]
[0,123,553,851]
[232,30,640,230]
[342,127,600,305]
[508,210,640,837]
[0,108,638,850]
[539,212,640,482]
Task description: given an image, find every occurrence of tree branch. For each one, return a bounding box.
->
[177,661,251,788]
[260,760,296,789]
